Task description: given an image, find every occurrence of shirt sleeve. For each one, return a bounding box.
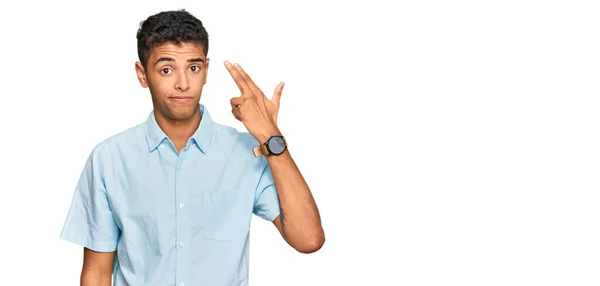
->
[252,161,281,222]
[60,145,120,252]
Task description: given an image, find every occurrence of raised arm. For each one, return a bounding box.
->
[224,61,325,253]
[267,149,325,253]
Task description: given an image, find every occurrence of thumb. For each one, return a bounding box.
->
[271,82,285,107]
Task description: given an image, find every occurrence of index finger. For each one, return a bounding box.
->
[233,64,261,95]
[224,61,250,95]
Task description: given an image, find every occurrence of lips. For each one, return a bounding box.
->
[169,97,192,103]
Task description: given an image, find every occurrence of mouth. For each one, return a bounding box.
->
[168,97,193,103]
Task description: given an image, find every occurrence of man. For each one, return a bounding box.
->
[60,9,325,286]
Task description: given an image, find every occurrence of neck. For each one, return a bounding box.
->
[154,108,201,148]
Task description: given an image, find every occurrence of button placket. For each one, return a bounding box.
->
[174,149,190,285]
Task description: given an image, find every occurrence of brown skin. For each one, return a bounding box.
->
[82,42,324,284]
[81,248,114,286]
[135,42,210,151]
[225,62,325,253]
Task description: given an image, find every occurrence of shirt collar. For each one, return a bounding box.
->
[145,103,214,153]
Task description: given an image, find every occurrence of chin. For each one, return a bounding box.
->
[170,107,198,121]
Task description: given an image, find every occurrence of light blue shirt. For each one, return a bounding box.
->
[60,104,281,286]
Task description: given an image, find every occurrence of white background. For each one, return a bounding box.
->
[0,0,599,285]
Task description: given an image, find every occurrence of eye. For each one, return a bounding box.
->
[160,68,172,75]
[190,65,201,72]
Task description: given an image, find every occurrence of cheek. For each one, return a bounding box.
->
[199,70,207,79]
[148,82,170,100]
[195,73,207,87]
[148,76,172,93]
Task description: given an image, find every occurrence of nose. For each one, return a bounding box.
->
[175,72,189,92]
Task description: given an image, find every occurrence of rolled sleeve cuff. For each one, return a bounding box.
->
[261,208,281,222]
[254,184,281,222]
[60,231,117,252]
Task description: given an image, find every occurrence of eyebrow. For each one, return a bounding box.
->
[154,57,205,66]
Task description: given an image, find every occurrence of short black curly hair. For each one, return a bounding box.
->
[136,9,209,69]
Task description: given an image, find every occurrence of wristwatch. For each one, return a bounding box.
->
[253,135,287,157]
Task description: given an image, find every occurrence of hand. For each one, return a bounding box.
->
[224,60,284,143]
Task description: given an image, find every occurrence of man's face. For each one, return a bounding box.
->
[135,42,209,121]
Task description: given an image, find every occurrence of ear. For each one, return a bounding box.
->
[203,58,210,84]
[135,61,148,88]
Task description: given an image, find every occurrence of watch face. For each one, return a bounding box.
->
[268,136,286,154]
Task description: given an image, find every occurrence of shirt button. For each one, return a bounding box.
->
[179,242,185,248]
[179,203,185,208]
[178,283,184,286]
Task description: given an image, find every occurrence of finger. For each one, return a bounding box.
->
[233,64,262,97]
[224,61,250,95]
[230,96,244,109]
[231,106,243,121]
[270,82,285,108]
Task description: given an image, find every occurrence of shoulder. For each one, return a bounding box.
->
[211,122,259,149]
[210,122,267,165]
[90,122,146,159]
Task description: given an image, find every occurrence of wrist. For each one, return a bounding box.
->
[252,128,287,157]
[255,126,281,144]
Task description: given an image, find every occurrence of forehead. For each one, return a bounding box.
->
[149,42,206,60]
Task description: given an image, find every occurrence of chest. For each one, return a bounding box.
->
[102,147,259,233]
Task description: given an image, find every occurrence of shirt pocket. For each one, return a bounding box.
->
[203,189,251,241]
